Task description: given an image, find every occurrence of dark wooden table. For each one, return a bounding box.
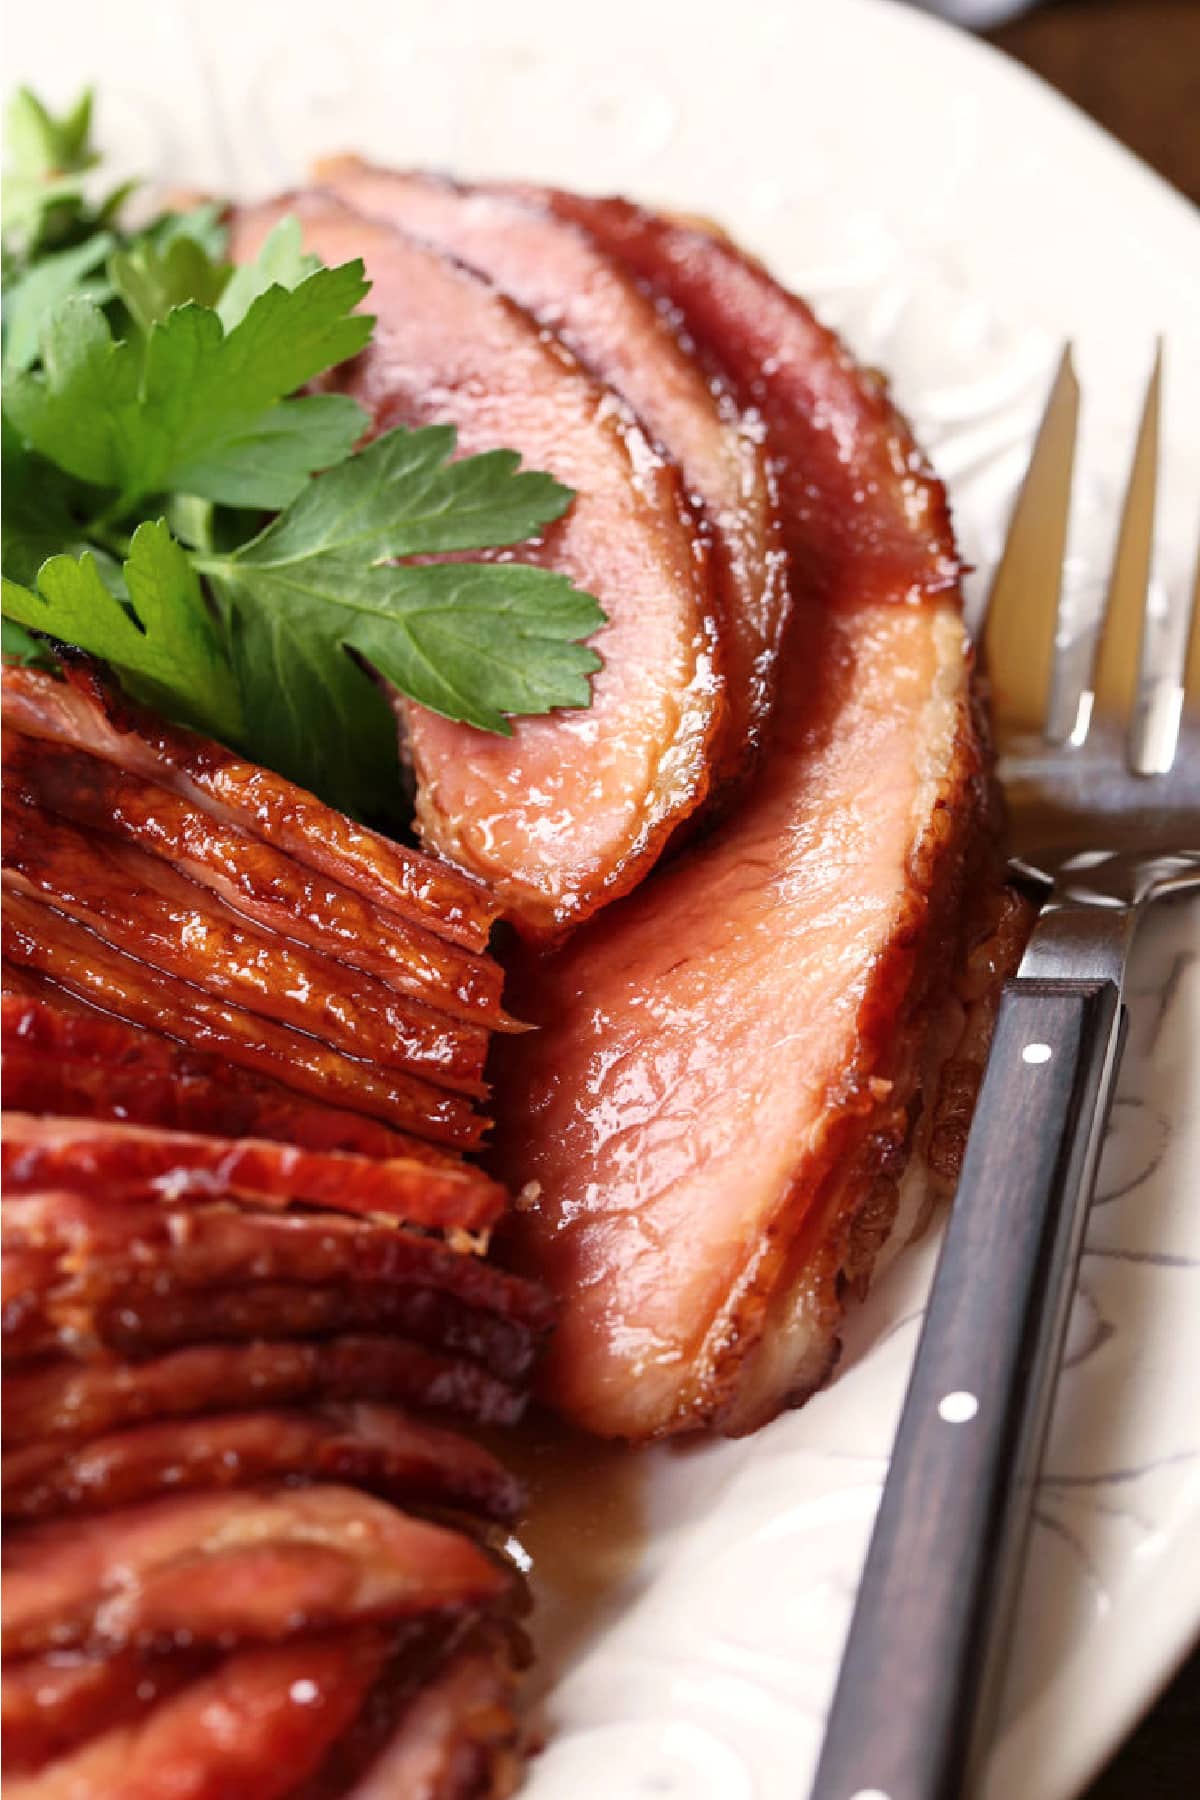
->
[978,7,1199,1794]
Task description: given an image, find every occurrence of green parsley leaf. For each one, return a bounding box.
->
[217,216,319,330]
[2,88,103,258]
[195,424,600,806]
[4,260,372,510]
[2,230,116,371]
[2,520,242,742]
[235,424,576,563]
[1,614,57,668]
[108,233,230,333]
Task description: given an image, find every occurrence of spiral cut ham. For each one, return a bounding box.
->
[1,669,541,1795]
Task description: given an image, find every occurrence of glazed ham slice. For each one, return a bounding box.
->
[1,1338,527,1448]
[1,1482,509,1656]
[1,1114,504,1229]
[2,731,509,1028]
[4,1632,388,1799]
[2,800,491,1095]
[337,1636,519,1800]
[2,663,495,950]
[2,1646,211,1775]
[1,994,462,1159]
[493,206,997,1439]
[230,195,724,936]
[3,1402,523,1524]
[315,158,787,779]
[2,895,484,1147]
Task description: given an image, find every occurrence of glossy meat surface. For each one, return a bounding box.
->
[2,663,495,949]
[3,730,509,1026]
[316,159,787,780]
[527,190,961,609]
[2,799,490,1094]
[341,1636,520,1800]
[1,1338,526,1448]
[3,1402,523,1524]
[2,895,484,1146]
[1,999,457,1161]
[494,206,984,1439]
[2,1646,210,1775]
[5,1632,386,1799]
[232,195,723,936]
[2,1483,508,1656]
[1,1114,504,1230]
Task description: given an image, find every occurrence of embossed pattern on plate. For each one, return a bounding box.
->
[7,4,1200,1796]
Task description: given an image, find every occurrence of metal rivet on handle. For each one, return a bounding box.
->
[1022,1042,1053,1064]
[938,1391,980,1424]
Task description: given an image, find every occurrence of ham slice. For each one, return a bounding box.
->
[1,1115,504,1230]
[2,663,495,950]
[2,895,484,1147]
[338,1636,520,1800]
[2,731,509,1028]
[2,1646,210,1774]
[2,1005,459,1162]
[4,1632,387,1799]
[6,1198,551,1378]
[493,205,997,1439]
[315,159,787,782]
[2,1483,509,1656]
[2,800,490,1096]
[1,1338,526,1449]
[230,195,724,937]
[3,1402,523,1524]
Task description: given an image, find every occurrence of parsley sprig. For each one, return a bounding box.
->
[1,90,605,820]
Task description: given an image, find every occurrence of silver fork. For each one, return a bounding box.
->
[810,345,1200,1800]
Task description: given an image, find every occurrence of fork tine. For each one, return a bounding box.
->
[982,345,1077,743]
[1182,541,1200,722]
[1090,344,1160,752]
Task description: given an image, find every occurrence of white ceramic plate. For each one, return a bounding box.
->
[9,3,1200,1794]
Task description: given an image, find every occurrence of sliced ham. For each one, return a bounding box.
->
[230,195,724,937]
[339,1636,520,1800]
[2,730,510,1027]
[2,800,490,1095]
[2,1646,210,1774]
[3,1402,523,1524]
[2,663,495,950]
[4,1631,387,1799]
[2,894,484,1147]
[2,1483,509,1656]
[1,1338,526,1450]
[1,1115,504,1230]
[519,189,961,610]
[493,206,996,1439]
[315,158,787,782]
[2,1030,458,1165]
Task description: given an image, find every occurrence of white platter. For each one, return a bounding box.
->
[8,2,1200,1794]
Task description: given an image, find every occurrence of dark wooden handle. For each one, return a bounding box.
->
[810,977,1124,1800]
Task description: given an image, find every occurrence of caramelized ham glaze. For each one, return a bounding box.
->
[493,205,1011,1439]
[2,895,485,1147]
[315,158,787,780]
[2,800,491,1096]
[1,1114,504,1229]
[4,1633,388,1800]
[3,1402,523,1525]
[2,1482,508,1657]
[230,196,724,937]
[1,993,465,1160]
[2,663,495,949]
[2,731,509,1027]
[2,1338,527,1448]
